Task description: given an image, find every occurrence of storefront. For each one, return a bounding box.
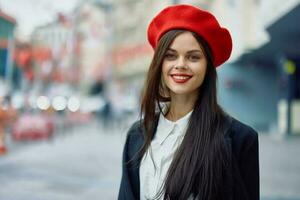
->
[224,4,300,134]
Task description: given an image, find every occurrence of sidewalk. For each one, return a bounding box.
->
[260,133,300,200]
[0,122,127,200]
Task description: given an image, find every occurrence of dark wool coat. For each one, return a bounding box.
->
[118,115,259,200]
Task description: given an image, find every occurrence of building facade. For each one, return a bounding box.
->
[0,10,16,90]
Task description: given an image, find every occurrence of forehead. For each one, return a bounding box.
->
[168,31,203,51]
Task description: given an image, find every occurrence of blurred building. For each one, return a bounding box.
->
[232,0,300,134]
[0,10,16,91]
[31,13,76,94]
[111,1,157,90]
[73,1,112,95]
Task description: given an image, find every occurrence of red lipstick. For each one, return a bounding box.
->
[170,74,192,83]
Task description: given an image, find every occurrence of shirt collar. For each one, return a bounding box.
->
[154,109,193,145]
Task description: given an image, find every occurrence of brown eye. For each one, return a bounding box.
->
[188,55,200,61]
[164,53,177,60]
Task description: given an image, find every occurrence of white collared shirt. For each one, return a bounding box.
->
[139,110,193,200]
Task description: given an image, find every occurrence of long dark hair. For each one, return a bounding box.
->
[140,29,229,200]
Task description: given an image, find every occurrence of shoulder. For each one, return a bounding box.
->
[126,119,144,141]
[124,120,145,157]
[226,116,259,155]
[229,117,258,140]
[126,114,160,143]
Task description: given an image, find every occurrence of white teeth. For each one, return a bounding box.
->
[173,75,190,80]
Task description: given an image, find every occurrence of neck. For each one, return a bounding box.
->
[165,94,197,121]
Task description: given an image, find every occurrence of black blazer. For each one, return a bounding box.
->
[118,115,259,200]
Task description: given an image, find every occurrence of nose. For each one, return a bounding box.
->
[174,56,187,69]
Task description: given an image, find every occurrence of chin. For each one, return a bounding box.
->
[168,86,200,97]
[169,89,193,96]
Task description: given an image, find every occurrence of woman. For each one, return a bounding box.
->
[118,4,259,200]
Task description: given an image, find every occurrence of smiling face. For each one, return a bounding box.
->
[162,31,208,99]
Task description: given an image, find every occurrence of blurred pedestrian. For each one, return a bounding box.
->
[0,96,17,155]
[118,4,259,200]
[0,107,8,155]
[101,97,112,129]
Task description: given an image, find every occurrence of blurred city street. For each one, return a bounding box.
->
[0,119,129,200]
[260,133,300,200]
[0,0,300,199]
[0,118,299,200]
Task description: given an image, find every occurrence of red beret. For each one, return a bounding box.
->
[147,4,232,67]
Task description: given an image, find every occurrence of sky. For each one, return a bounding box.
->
[0,0,79,40]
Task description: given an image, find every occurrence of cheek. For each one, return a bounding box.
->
[193,65,207,85]
[195,63,207,77]
[198,68,206,79]
[162,64,170,80]
[197,71,206,84]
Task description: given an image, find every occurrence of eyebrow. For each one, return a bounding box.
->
[167,48,203,54]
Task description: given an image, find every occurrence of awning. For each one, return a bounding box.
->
[238,4,300,65]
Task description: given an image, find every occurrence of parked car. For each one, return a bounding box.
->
[12,113,54,141]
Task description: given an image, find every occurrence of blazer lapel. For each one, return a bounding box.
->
[131,115,160,198]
